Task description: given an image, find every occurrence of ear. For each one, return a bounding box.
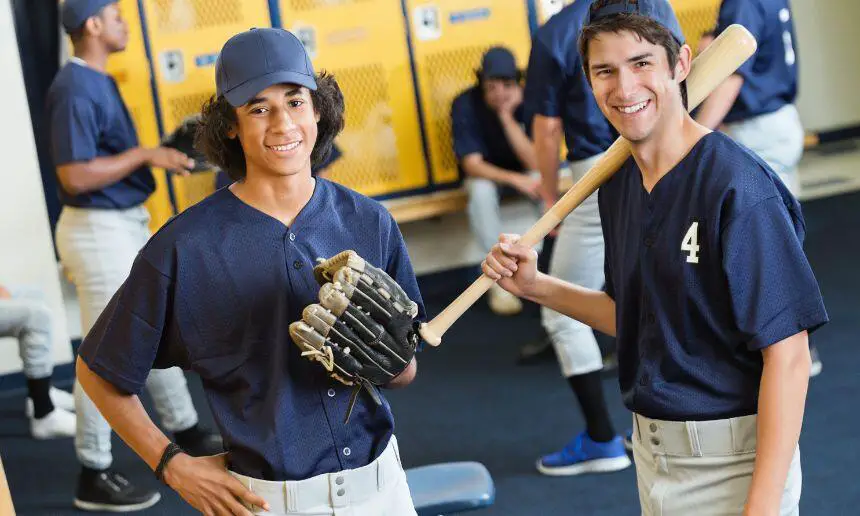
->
[85,15,103,37]
[675,44,693,83]
[314,110,321,123]
[227,125,238,139]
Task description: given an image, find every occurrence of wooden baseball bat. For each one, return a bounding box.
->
[419,24,757,347]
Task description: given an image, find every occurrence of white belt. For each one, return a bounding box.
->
[633,413,758,457]
[230,436,404,512]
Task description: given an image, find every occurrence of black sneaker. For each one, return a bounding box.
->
[74,469,161,512]
[175,425,224,457]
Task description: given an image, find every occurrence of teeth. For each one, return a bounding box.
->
[619,101,648,114]
[270,142,301,151]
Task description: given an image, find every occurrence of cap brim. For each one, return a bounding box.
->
[224,70,318,107]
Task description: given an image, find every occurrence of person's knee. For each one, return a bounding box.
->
[26,302,53,332]
[466,178,498,205]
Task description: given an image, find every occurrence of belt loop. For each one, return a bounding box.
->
[285,481,297,512]
[730,417,739,453]
[685,421,703,457]
[633,414,642,443]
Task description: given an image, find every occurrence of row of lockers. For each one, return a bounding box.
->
[102,0,720,230]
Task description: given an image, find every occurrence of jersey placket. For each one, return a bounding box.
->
[284,225,357,470]
[635,172,677,397]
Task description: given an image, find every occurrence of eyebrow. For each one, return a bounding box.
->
[590,52,655,71]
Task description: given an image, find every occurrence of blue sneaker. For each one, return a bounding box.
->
[536,432,631,476]
[624,429,634,452]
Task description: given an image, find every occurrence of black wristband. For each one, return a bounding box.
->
[154,442,183,483]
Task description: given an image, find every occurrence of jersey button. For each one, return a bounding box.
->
[289,233,296,241]
[644,236,654,247]
[639,375,648,386]
[327,388,336,397]
[293,260,304,270]
[647,313,656,324]
[343,447,351,457]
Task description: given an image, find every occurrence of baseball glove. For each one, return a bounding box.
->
[289,250,421,422]
[161,115,212,172]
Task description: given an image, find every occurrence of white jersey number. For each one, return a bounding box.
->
[681,222,700,264]
[780,8,796,66]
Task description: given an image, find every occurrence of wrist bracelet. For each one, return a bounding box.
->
[154,442,183,483]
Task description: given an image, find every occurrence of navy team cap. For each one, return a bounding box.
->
[216,28,317,107]
[480,47,519,80]
[587,0,685,45]
[61,0,116,33]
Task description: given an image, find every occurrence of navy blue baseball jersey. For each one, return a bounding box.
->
[599,132,827,421]
[77,179,425,480]
[451,86,529,173]
[716,0,799,123]
[46,61,155,209]
[523,0,617,162]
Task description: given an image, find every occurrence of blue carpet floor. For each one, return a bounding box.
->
[2,191,859,515]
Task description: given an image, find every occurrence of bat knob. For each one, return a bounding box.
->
[418,322,442,347]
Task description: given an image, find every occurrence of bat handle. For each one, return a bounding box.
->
[419,274,496,346]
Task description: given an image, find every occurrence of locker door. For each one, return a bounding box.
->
[139,0,272,214]
[277,0,431,198]
[404,1,533,186]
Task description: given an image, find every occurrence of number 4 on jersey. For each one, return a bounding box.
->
[681,222,700,264]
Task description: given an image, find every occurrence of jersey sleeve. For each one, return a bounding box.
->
[523,37,565,119]
[715,0,764,79]
[451,95,486,160]
[77,255,186,395]
[49,95,100,165]
[721,196,828,350]
[384,213,426,322]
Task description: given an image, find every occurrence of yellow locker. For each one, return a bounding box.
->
[277,0,430,198]
[405,0,533,186]
[139,0,272,213]
[106,0,173,231]
[670,0,721,53]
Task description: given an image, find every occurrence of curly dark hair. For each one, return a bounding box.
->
[194,71,345,181]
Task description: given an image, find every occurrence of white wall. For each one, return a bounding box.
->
[794,0,860,132]
[0,0,72,375]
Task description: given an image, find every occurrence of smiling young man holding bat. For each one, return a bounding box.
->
[482,0,827,514]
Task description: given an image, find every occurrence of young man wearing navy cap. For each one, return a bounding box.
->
[695,0,823,377]
[522,0,633,477]
[484,0,826,513]
[74,27,424,515]
[451,46,540,316]
[47,0,221,511]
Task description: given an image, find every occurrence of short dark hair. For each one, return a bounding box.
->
[68,6,109,44]
[578,12,688,109]
[195,70,345,182]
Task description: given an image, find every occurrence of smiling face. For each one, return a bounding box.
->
[586,29,690,145]
[231,83,320,179]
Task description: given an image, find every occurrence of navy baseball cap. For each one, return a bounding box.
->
[61,0,116,33]
[216,28,317,107]
[587,0,685,44]
[479,47,519,80]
